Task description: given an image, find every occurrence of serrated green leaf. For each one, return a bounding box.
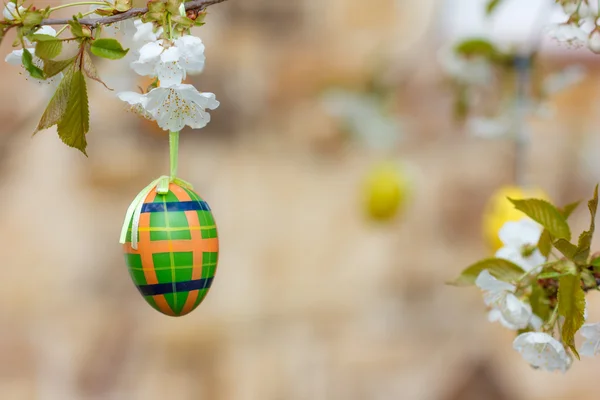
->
[21,48,44,79]
[35,66,74,133]
[57,70,89,155]
[35,37,62,60]
[90,38,129,60]
[560,201,581,219]
[538,229,552,258]
[43,57,76,77]
[82,50,111,90]
[486,0,502,15]
[554,238,577,259]
[574,185,598,264]
[558,274,585,359]
[530,283,550,321]
[509,198,571,240]
[448,258,525,286]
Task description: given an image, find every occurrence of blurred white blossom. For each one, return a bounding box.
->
[321,90,403,150]
[467,115,512,139]
[579,323,600,357]
[438,48,492,86]
[3,2,25,20]
[546,23,588,47]
[513,332,571,372]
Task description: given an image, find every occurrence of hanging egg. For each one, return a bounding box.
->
[123,182,219,317]
[482,185,548,252]
[362,160,411,222]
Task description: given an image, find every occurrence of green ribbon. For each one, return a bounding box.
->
[120,131,190,250]
[119,176,194,249]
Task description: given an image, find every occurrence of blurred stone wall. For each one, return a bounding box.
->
[2,0,600,399]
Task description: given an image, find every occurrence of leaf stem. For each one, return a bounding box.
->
[169,131,179,179]
[49,1,108,12]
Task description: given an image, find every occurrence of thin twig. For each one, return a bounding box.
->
[40,0,227,27]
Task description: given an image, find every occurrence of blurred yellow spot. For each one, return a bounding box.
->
[482,185,549,252]
[362,161,410,222]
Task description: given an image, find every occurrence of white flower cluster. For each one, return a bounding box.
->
[117,21,219,132]
[547,0,600,53]
[477,217,600,372]
[2,0,219,133]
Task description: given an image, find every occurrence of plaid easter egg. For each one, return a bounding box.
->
[123,182,219,317]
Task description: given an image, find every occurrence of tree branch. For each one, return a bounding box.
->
[41,0,227,27]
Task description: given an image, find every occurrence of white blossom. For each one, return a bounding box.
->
[118,84,219,131]
[579,323,600,357]
[546,23,588,47]
[130,35,206,86]
[4,26,62,86]
[438,48,492,86]
[3,2,25,20]
[513,332,571,372]
[476,270,532,330]
[588,31,600,53]
[495,218,546,272]
[467,116,512,139]
[132,19,163,43]
[543,65,586,95]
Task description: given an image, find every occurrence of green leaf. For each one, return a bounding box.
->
[43,57,76,77]
[537,271,570,280]
[454,38,498,58]
[115,0,132,12]
[90,38,129,60]
[486,0,502,15]
[29,34,61,42]
[21,48,44,79]
[560,201,581,219]
[554,238,577,259]
[82,50,111,90]
[34,37,63,60]
[530,283,550,321]
[171,15,194,28]
[449,258,525,286]
[591,256,600,267]
[22,10,44,28]
[35,66,74,133]
[509,198,571,240]
[147,0,166,13]
[57,70,89,155]
[538,229,552,258]
[68,20,91,38]
[574,185,598,264]
[166,0,182,15]
[558,274,586,359]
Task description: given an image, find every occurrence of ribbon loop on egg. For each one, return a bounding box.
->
[119,175,195,249]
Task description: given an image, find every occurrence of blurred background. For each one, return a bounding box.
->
[3,0,600,398]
